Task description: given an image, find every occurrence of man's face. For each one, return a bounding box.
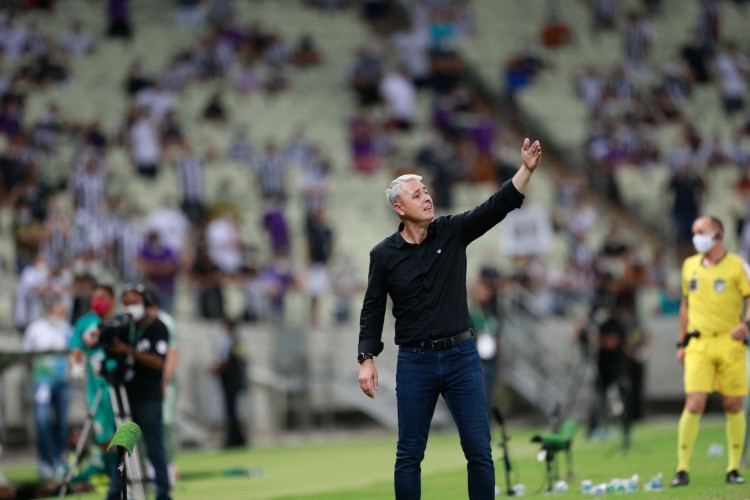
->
[394,180,434,223]
[691,217,716,238]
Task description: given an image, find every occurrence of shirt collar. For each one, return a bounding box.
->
[394,220,436,248]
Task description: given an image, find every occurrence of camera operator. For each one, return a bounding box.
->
[107,285,171,500]
[69,284,119,500]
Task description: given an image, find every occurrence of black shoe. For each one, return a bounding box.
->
[726,470,745,484]
[670,470,689,487]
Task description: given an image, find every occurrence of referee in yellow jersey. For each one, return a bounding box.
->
[671,216,749,487]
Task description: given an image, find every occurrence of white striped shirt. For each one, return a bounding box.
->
[177,153,206,202]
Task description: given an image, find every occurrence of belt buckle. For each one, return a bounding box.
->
[432,338,449,350]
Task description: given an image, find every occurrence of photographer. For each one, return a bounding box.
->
[107,285,171,500]
[69,284,119,500]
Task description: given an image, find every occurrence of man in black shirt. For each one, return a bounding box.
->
[358,138,542,499]
[109,286,171,500]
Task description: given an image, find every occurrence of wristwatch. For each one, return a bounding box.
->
[357,352,374,364]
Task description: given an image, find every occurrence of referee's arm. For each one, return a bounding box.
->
[729,296,750,342]
[676,296,688,365]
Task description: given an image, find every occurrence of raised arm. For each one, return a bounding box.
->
[511,138,542,194]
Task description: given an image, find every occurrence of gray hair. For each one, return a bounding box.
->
[385,174,423,206]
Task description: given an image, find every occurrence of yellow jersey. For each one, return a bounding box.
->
[681,252,750,335]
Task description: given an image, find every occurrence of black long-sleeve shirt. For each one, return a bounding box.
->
[358,179,524,356]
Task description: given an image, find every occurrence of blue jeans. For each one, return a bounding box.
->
[33,380,69,475]
[113,400,171,500]
[395,338,495,499]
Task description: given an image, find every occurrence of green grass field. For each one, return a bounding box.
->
[5,416,750,499]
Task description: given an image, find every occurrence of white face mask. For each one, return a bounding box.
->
[692,233,716,254]
[124,304,145,321]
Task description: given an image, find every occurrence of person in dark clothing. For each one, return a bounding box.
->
[585,309,632,448]
[211,318,248,448]
[106,286,171,500]
[306,206,334,327]
[667,164,706,259]
[189,237,225,319]
[107,0,132,39]
[358,138,542,500]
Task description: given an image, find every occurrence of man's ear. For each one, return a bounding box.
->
[394,203,404,216]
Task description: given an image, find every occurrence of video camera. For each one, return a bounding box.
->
[98,313,133,348]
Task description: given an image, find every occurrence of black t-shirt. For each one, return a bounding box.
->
[125,318,169,403]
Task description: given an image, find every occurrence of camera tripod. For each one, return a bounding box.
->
[58,380,147,500]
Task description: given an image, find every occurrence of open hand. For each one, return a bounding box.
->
[521,138,542,171]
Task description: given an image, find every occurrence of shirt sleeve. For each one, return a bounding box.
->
[450,179,525,245]
[358,247,387,356]
[143,321,170,359]
[739,258,750,297]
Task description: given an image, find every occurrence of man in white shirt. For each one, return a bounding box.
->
[129,108,162,178]
[22,299,71,481]
[379,66,417,131]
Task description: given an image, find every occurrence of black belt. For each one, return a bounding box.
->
[400,329,475,351]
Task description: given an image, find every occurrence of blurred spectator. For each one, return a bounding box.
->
[415,129,462,209]
[578,303,630,444]
[697,0,721,55]
[207,0,235,30]
[211,318,247,448]
[175,0,206,28]
[227,128,254,164]
[680,28,711,84]
[305,206,334,328]
[390,21,431,89]
[124,59,153,96]
[469,105,499,182]
[68,154,106,215]
[622,11,652,77]
[540,10,574,49]
[9,158,50,243]
[330,253,361,324]
[112,208,145,283]
[160,110,185,152]
[14,253,51,333]
[469,267,502,414]
[379,66,417,131]
[136,81,176,124]
[259,251,298,325]
[58,20,94,57]
[22,298,71,481]
[262,198,291,257]
[361,0,392,30]
[667,163,706,257]
[234,59,262,96]
[347,109,380,174]
[713,41,749,116]
[205,208,244,275]
[144,201,190,259]
[503,44,546,101]
[202,91,228,123]
[107,0,132,40]
[69,270,96,324]
[128,107,162,179]
[347,45,384,107]
[263,33,291,69]
[189,234,225,319]
[291,34,323,67]
[252,140,290,200]
[137,230,181,314]
[588,0,617,35]
[175,140,207,228]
